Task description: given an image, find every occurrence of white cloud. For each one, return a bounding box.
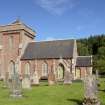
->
[35,0,77,15]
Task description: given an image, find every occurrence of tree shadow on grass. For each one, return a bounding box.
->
[98,89,105,92]
[67,98,82,105]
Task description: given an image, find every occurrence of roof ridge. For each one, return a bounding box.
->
[30,39,75,44]
[77,56,92,57]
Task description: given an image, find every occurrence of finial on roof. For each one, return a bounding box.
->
[12,17,22,24]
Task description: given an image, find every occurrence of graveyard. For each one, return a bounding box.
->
[0,20,104,105]
[0,78,104,105]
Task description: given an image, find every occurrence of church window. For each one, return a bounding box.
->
[9,35,14,49]
[42,62,48,76]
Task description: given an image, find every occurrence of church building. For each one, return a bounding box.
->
[0,20,92,88]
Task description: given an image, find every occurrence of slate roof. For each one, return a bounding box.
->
[21,39,74,60]
[76,56,92,67]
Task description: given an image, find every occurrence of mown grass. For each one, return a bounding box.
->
[0,78,104,105]
[98,78,105,105]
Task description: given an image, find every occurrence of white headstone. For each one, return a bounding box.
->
[31,70,39,85]
[22,78,31,89]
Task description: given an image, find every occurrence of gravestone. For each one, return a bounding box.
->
[31,70,39,86]
[96,70,99,79]
[9,72,22,98]
[2,72,9,88]
[83,75,100,105]
[64,69,72,84]
[48,69,55,85]
[22,74,31,89]
[96,70,100,86]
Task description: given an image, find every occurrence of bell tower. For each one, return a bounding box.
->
[0,20,36,80]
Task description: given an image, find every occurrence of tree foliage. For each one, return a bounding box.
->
[77,42,89,56]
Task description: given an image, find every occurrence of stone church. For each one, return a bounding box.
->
[0,20,92,88]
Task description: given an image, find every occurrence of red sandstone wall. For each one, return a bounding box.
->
[3,32,20,73]
[21,59,72,80]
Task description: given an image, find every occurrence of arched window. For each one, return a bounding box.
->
[9,35,14,49]
[9,61,15,78]
[25,63,30,76]
[42,62,48,76]
[56,64,64,80]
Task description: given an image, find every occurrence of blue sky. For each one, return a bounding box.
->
[0,0,105,41]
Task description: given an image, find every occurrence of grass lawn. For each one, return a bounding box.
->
[0,78,105,105]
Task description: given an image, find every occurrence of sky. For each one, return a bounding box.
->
[0,0,105,41]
